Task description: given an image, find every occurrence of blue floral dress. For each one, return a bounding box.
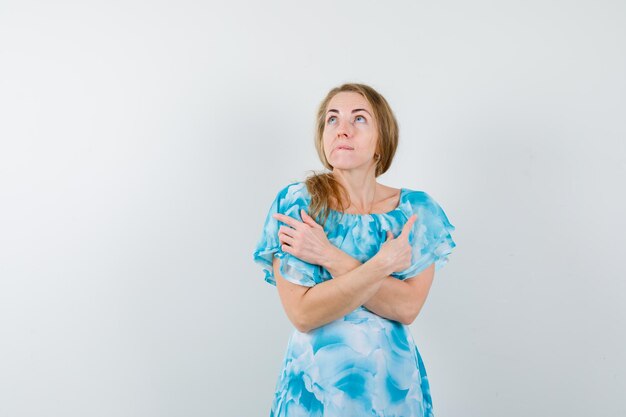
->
[253,181,456,417]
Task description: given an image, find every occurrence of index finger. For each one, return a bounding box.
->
[272,213,302,229]
[399,214,418,239]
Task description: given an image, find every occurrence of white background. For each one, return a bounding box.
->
[1,1,625,416]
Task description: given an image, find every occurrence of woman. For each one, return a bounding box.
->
[253,83,456,417]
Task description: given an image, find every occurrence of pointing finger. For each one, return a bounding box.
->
[272,213,302,229]
[300,209,320,228]
[399,214,418,239]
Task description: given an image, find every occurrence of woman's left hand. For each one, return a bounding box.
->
[272,209,335,266]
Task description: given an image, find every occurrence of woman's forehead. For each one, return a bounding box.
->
[326,91,371,112]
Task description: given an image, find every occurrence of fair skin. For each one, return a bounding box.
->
[273,211,435,325]
[271,91,435,332]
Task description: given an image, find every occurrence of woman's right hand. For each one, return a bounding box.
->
[374,214,418,274]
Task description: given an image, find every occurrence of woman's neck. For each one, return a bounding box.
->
[332,169,379,214]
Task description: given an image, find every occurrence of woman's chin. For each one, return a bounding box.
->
[329,162,357,170]
[329,161,374,172]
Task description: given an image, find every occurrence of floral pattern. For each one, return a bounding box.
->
[253,182,456,417]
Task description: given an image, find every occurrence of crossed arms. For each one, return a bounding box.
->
[271,210,435,332]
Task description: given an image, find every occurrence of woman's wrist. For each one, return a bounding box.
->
[320,245,343,272]
[369,252,395,277]
[322,246,392,279]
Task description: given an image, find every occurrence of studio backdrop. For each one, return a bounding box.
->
[1,1,624,416]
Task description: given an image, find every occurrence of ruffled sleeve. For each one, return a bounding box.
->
[252,182,322,287]
[391,191,457,280]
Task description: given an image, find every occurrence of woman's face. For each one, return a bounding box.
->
[322,91,379,172]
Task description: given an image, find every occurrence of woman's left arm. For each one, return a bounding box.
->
[323,247,435,325]
[273,210,435,325]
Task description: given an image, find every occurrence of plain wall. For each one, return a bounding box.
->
[1,1,625,416]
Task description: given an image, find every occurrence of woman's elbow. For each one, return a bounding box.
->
[400,306,422,325]
[292,311,325,333]
[293,318,311,333]
[289,311,314,333]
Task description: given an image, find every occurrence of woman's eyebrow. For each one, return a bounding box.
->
[326,108,372,115]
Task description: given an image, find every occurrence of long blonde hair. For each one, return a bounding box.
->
[305,83,399,227]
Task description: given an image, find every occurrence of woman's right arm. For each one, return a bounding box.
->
[273,255,389,332]
[273,215,417,333]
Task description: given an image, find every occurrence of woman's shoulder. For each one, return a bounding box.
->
[398,186,444,213]
[398,187,455,230]
[273,181,311,211]
[400,187,434,203]
[275,180,308,198]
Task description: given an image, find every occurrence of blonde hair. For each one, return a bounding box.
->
[305,83,399,227]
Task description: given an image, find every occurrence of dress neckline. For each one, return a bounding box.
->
[328,188,406,217]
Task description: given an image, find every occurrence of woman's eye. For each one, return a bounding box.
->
[355,115,366,123]
[327,116,337,124]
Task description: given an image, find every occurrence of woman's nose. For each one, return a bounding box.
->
[337,119,353,137]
